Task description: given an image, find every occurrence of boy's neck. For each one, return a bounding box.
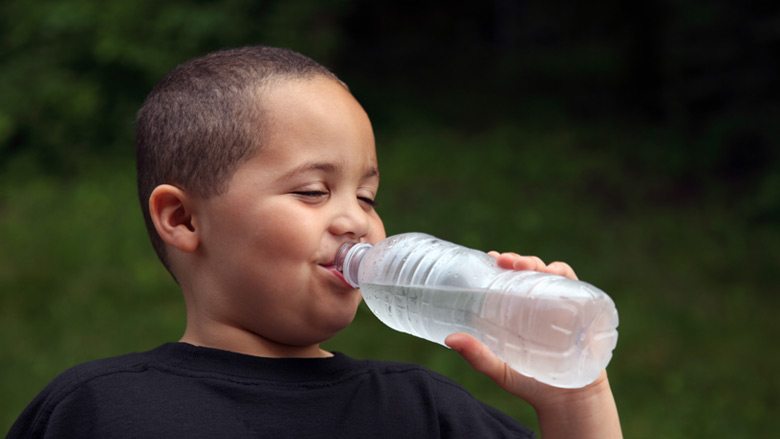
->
[179,322,333,359]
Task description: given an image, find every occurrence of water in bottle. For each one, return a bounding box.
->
[335,232,619,389]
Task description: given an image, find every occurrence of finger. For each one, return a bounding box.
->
[511,255,547,272]
[495,252,521,269]
[545,261,579,280]
[487,251,501,261]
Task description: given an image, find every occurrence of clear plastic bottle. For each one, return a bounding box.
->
[335,232,619,389]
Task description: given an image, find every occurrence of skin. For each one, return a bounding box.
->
[149,76,622,437]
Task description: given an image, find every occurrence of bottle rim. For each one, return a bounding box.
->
[336,242,372,288]
[335,242,358,273]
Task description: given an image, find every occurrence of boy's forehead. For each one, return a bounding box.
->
[262,77,362,120]
[276,160,380,182]
[259,75,347,107]
[251,77,377,168]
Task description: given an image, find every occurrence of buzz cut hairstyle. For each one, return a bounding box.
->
[136,46,341,277]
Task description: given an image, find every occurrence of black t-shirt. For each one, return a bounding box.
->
[9,343,536,438]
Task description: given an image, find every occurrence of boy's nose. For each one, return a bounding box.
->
[329,199,370,239]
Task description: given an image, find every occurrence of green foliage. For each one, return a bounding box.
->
[0,0,356,172]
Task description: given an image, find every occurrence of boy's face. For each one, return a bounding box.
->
[192,77,385,353]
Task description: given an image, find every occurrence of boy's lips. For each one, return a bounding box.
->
[319,262,352,289]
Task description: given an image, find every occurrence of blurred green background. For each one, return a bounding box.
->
[1,0,778,437]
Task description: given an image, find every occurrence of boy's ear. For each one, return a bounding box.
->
[149,184,199,253]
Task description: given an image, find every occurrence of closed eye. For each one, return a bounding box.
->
[358,196,379,208]
[294,191,377,208]
[293,190,329,200]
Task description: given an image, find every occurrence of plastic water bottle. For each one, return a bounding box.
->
[335,232,619,389]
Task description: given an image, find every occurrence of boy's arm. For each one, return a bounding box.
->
[445,252,623,439]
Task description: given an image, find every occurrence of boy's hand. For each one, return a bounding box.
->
[444,252,583,406]
[488,251,579,280]
[444,252,622,439]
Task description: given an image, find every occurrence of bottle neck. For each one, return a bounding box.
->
[335,242,372,288]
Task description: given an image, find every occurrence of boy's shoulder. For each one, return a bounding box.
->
[8,344,176,438]
[47,347,158,387]
[25,344,167,404]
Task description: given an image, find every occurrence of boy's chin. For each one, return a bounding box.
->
[318,305,361,338]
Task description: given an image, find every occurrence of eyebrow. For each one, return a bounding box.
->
[277,161,380,182]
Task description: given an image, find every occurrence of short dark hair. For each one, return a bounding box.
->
[136,46,340,277]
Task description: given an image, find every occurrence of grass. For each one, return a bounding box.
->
[1,120,777,437]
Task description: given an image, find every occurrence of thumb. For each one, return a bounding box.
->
[445,333,512,388]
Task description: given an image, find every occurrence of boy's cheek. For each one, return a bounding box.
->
[370,215,386,242]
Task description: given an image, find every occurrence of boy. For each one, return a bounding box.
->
[9,46,621,438]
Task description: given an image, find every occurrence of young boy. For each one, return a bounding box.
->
[9,46,621,438]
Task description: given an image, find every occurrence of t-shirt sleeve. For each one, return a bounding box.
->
[8,379,76,438]
[7,366,109,439]
[7,357,147,439]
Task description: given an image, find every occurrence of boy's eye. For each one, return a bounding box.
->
[358,196,379,208]
[293,190,378,208]
[293,190,329,199]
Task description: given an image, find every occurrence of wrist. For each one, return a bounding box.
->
[534,371,622,439]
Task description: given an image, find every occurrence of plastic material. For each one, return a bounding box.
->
[336,232,619,388]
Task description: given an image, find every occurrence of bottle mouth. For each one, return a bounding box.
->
[335,241,372,288]
[335,242,358,273]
